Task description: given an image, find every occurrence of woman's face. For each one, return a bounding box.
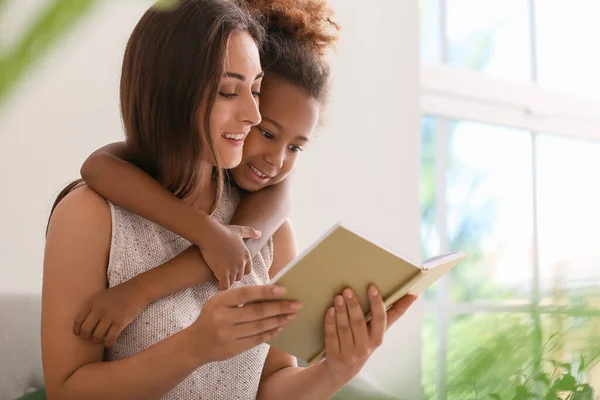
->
[204,31,263,169]
[230,74,320,192]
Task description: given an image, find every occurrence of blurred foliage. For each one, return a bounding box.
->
[422,311,600,400]
[0,0,185,109]
[0,0,98,108]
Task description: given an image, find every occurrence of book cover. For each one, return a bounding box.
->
[268,223,466,364]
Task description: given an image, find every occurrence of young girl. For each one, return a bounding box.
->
[66,0,417,399]
[42,1,302,399]
[70,0,341,347]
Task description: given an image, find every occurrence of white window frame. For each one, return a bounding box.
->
[419,0,600,399]
[421,64,600,142]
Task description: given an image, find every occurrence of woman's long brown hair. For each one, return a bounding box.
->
[47,0,265,232]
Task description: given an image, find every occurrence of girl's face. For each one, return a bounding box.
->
[230,74,320,192]
[204,31,264,169]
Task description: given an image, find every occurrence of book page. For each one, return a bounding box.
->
[410,251,467,294]
[423,251,462,266]
[422,251,466,269]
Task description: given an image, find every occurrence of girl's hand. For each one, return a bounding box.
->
[198,217,261,291]
[323,286,418,385]
[73,279,152,347]
[189,284,302,363]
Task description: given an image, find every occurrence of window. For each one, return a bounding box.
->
[536,1,600,101]
[419,1,600,399]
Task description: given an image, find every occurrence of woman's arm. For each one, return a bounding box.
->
[42,187,210,400]
[257,220,347,400]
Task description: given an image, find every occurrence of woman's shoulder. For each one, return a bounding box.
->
[47,184,112,246]
[52,183,110,217]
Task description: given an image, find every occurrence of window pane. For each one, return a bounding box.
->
[445,313,537,399]
[421,116,439,262]
[420,0,442,63]
[447,121,533,302]
[536,1,600,101]
[421,117,446,301]
[446,0,531,82]
[421,312,438,400]
[536,134,600,295]
[421,117,441,301]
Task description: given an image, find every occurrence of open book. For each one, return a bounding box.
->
[267,223,466,365]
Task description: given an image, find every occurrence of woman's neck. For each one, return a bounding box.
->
[183,162,216,214]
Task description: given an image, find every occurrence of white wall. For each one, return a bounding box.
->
[291,1,422,398]
[0,0,421,398]
[0,0,149,293]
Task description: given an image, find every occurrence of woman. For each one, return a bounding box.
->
[42,1,299,399]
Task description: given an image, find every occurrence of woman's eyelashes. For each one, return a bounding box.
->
[258,127,304,153]
[219,92,237,99]
[218,88,262,99]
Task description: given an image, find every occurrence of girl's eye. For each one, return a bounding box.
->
[288,145,304,153]
[219,92,237,99]
[259,128,274,139]
[252,91,263,98]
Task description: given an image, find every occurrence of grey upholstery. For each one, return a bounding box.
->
[0,293,44,400]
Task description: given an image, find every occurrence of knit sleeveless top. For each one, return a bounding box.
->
[104,187,273,399]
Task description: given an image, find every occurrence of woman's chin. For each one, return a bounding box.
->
[218,153,243,170]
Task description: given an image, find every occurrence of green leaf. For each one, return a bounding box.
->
[0,0,97,107]
[489,394,502,400]
[577,384,593,392]
[512,385,531,400]
[543,393,560,400]
[552,374,577,392]
[572,384,594,400]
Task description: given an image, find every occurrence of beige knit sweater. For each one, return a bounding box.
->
[104,187,273,399]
